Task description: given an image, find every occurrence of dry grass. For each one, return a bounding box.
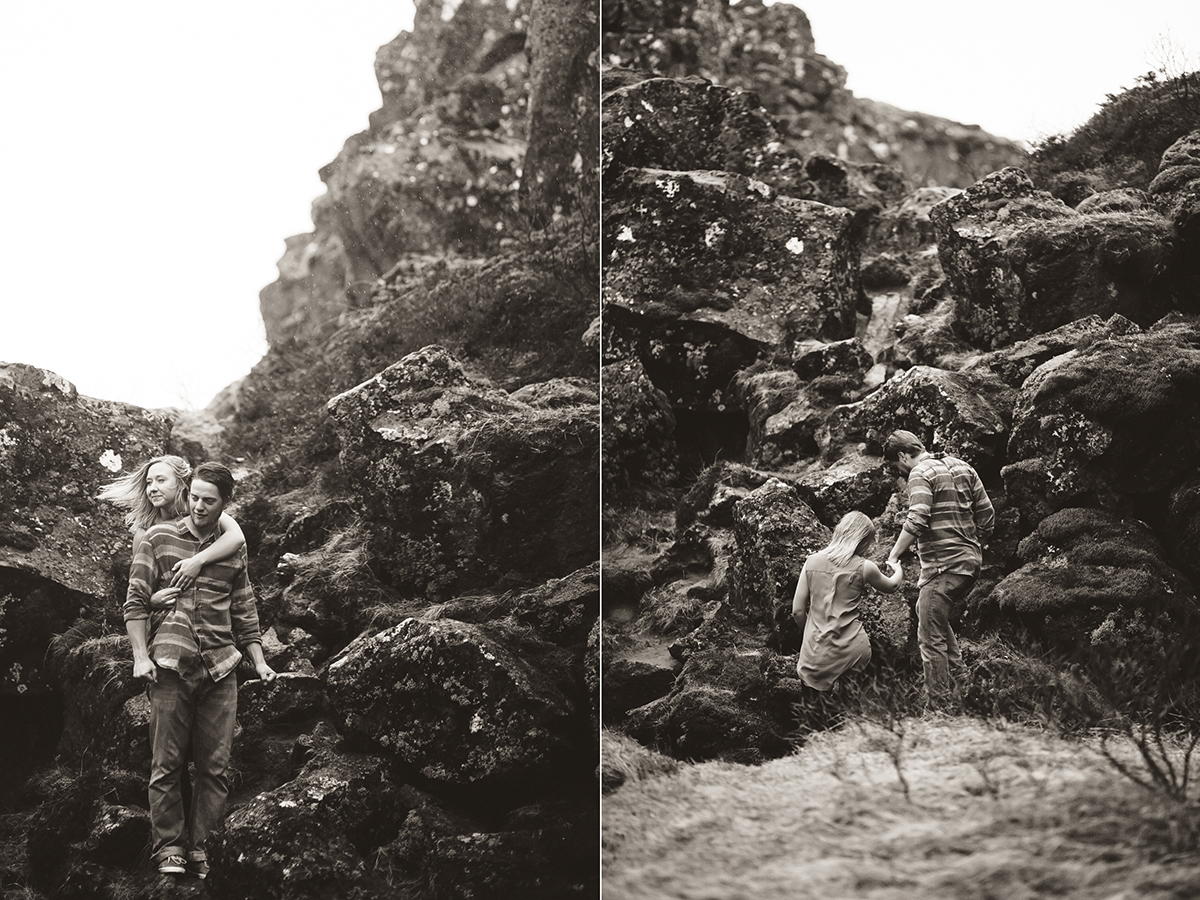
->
[602,717,1200,899]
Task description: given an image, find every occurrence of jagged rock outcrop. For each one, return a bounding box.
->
[326,345,599,598]
[260,0,536,351]
[602,0,1026,189]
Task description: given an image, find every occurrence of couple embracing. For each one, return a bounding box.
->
[100,455,276,879]
[791,431,995,711]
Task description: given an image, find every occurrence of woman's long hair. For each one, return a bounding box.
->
[97,455,192,533]
[823,511,876,567]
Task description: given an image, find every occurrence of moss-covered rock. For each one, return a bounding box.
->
[602,76,780,184]
[208,750,419,900]
[323,617,577,786]
[622,647,800,765]
[932,167,1177,348]
[969,507,1195,658]
[1004,319,1200,522]
[602,357,678,497]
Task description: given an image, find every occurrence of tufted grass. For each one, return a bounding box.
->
[603,716,1200,899]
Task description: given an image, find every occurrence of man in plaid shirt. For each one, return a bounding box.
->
[124,462,275,879]
[884,430,994,709]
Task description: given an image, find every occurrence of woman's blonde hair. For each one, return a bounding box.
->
[98,454,192,533]
[823,510,876,567]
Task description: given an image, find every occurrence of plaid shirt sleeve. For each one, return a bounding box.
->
[902,467,933,537]
[228,547,262,649]
[123,536,158,623]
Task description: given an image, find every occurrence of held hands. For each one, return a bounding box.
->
[170,556,204,589]
[149,587,181,610]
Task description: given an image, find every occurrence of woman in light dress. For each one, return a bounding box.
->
[792,511,902,692]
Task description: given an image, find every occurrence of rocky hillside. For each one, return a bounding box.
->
[600,0,1200,797]
[0,2,599,899]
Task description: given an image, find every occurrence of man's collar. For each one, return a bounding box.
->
[178,516,218,543]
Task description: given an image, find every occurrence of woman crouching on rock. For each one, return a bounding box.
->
[792,511,902,717]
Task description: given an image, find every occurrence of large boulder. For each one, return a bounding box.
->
[794,452,897,526]
[622,647,801,765]
[729,478,828,626]
[326,345,599,598]
[208,750,432,900]
[603,167,860,411]
[323,617,578,786]
[821,364,1016,482]
[1003,319,1200,525]
[931,167,1177,348]
[1149,129,1200,304]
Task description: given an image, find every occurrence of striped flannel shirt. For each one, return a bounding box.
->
[124,519,262,682]
[902,453,995,586]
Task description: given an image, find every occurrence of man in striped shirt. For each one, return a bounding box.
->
[124,462,275,879]
[884,430,994,709]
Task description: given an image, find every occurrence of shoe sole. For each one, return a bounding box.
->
[159,866,186,875]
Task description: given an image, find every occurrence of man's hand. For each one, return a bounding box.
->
[132,656,157,684]
[255,662,278,684]
[170,557,204,589]
[149,587,181,610]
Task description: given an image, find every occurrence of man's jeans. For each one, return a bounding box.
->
[916,572,975,708]
[147,663,237,863]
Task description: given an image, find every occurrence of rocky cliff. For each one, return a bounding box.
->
[0,1,599,898]
[600,0,1200,782]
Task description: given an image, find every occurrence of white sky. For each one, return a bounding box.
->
[0,2,415,410]
[3,2,1197,410]
[792,0,1200,147]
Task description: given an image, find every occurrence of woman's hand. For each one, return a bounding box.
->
[170,556,204,589]
[150,586,181,610]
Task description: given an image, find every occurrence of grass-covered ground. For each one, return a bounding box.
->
[602,717,1200,899]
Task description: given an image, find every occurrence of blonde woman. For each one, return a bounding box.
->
[792,511,902,691]
[100,455,246,608]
